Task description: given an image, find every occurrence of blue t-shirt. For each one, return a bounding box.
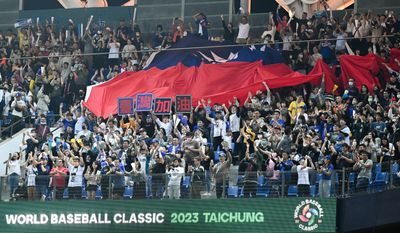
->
[322,164,334,180]
[62,118,77,131]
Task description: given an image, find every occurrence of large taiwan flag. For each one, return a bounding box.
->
[83,35,328,118]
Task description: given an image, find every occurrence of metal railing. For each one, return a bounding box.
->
[0,113,60,140]
[1,160,398,201]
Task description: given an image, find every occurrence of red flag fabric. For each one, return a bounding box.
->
[389,48,400,72]
[83,61,323,118]
[309,59,338,94]
[340,55,381,92]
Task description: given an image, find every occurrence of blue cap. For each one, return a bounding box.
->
[151,138,159,143]
[325,155,331,161]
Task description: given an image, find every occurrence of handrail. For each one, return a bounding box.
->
[0,113,61,140]
[1,34,397,61]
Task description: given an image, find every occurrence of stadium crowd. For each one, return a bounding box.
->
[2,6,400,200]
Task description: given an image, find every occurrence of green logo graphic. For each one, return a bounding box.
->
[294,199,324,231]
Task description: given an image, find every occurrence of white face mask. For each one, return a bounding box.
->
[348,82,354,86]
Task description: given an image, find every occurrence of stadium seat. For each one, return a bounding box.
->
[227,186,239,198]
[287,185,298,197]
[257,175,265,186]
[214,151,221,162]
[46,111,56,126]
[123,187,134,199]
[255,185,269,197]
[375,163,382,173]
[348,172,356,193]
[332,173,339,195]
[316,173,323,183]
[4,115,11,125]
[238,186,244,198]
[373,172,388,192]
[82,189,88,199]
[63,188,69,199]
[182,176,191,189]
[392,163,399,174]
[237,175,245,184]
[146,176,152,198]
[310,185,317,197]
[95,186,103,200]
[180,176,191,199]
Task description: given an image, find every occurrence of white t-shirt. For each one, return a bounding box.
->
[156,118,173,136]
[341,126,351,145]
[136,154,147,174]
[26,165,37,186]
[261,27,276,43]
[237,23,250,39]
[229,114,240,133]
[168,166,184,186]
[108,42,120,59]
[8,159,23,175]
[68,163,85,187]
[11,99,26,118]
[211,118,226,138]
[297,166,310,185]
[74,115,86,134]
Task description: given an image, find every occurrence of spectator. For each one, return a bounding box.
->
[84,161,100,200]
[318,155,334,198]
[236,15,250,44]
[25,153,37,201]
[212,145,232,198]
[150,155,166,199]
[297,155,315,196]
[49,158,69,200]
[129,159,147,199]
[189,157,205,198]
[353,151,373,192]
[153,25,166,48]
[36,157,50,201]
[6,153,24,199]
[167,158,184,199]
[220,15,235,43]
[193,12,209,40]
[107,37,120,67]
[240,143,259,197]
[67,155,85,199]
[111,159,125,200]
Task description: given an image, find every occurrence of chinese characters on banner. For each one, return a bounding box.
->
[154,98,172,115]
[175,95,192,113]
[136,93,153,112]
[117,97,134,115]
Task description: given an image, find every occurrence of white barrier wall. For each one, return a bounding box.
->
[0,128,62,176]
